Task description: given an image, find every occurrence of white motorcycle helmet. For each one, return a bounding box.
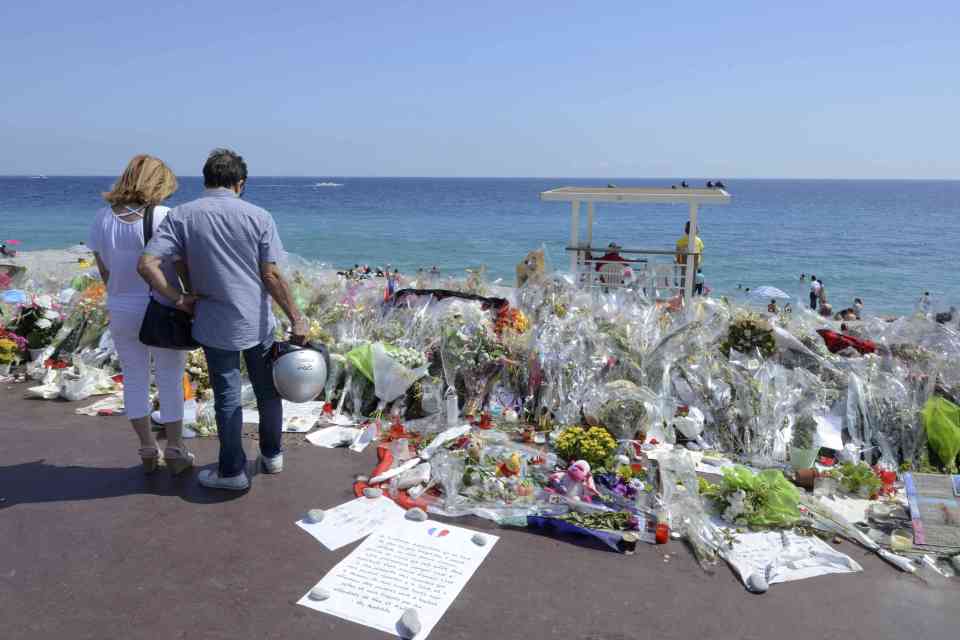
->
[271,341,329,403]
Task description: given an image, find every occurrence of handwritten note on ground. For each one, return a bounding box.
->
[298,520,498,639]
[296,496,406,551]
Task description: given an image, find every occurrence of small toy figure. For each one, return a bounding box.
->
[549,459,600,502]
[496,451,522,477]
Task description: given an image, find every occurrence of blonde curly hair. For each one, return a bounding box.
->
[102,155,178,206]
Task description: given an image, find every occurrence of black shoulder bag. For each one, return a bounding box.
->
[138,206,199,350]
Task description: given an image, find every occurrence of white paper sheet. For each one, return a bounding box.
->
[814,414,844,451]
[349,423,377,452]
[242,400,324,432]
[721,528,862,588]
[298,520,498,639]
[296,496,407,550]
[306,426,361,448]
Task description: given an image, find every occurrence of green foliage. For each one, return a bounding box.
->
[558,510,632,531]
[831,462,882,496]
[707,465,801,528]
[792,414,817,450]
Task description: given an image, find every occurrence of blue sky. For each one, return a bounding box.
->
[1,1,958,177]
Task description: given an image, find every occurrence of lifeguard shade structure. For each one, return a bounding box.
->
[539,186,731,299]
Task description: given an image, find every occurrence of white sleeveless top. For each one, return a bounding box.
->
[87,205,177,313]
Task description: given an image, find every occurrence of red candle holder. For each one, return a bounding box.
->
[655,522,670,545]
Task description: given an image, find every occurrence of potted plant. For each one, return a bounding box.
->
[790,414,819,470]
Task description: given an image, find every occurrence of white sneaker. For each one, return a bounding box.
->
[198,469,250,491]
[260,453,284,474]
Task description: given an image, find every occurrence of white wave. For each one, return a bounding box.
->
[313,182,343,187]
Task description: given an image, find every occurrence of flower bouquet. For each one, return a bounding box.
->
[441,315,505,419]
[0,336,18,374]
[700,465,801,528]
[11,299,63,355]
[553,426,618,470]
[720,312,776,359]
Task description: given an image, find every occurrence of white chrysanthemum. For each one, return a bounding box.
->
[35,294,54,309]
[44,309,60,320]
[35,318,52,330]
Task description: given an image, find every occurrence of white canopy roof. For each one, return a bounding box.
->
[540,186,731,205]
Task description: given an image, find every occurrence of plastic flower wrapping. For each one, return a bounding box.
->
[7,250,960,577]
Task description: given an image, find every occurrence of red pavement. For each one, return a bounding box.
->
[1,386,957,640]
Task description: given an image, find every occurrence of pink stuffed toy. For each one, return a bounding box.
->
[549,460,599,502]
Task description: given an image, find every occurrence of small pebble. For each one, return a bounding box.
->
[832,536,842,545]
[685,441,701,451]
[305,509,325,524]
[308,586,330,601]
[363,487,383,498]
[405,507,428,522]
[355,475,369,483]
[670,530,682,540]
[747,572,769,594]
[471,533,487,546]
[399,608,422,638]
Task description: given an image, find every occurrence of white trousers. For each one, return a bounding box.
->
[109,308,187,421]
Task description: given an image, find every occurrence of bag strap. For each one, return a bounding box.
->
[142,205,156,297]
[143,205,155,247]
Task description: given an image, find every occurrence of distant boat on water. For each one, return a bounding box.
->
[314,181,343,187]
[31,175,48,180]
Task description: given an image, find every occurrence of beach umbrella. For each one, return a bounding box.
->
[749,286,791,300]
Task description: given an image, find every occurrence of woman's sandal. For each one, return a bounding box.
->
[163,446,196,475]
[139,447,162,474]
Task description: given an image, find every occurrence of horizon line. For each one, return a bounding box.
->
[2,174,959,181]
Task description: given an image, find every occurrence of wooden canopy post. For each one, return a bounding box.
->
[569,200,580,274]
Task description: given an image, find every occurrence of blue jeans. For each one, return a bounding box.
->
[203,338,282,478]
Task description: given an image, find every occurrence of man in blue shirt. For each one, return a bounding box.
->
[139,148,307,490]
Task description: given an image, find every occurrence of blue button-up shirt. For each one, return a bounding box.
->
[144,188,283,350]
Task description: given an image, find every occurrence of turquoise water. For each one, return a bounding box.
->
[1,176,957,315]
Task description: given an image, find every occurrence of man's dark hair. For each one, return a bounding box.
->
[684,222,690,234]
[203,148,248,188]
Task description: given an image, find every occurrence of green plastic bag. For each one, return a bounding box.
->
[346,343,374,383]
[921,396,960,471]
[717,465,801,528]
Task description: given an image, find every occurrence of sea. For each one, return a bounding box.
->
[1,176,957,316]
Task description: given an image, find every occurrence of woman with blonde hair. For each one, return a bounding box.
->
[88,155,193,473]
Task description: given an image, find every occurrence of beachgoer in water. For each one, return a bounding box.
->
[800,273,806,283]
[809,276,820,310]
[853,298,864,319]
[0,244,16,258]
[90,154,190,474]
[694,269,705,295]
[737,283,742,290]
[715,180,726,189]
[767,299,779,313]
[140,148,307,491]
[918,291,932,315]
